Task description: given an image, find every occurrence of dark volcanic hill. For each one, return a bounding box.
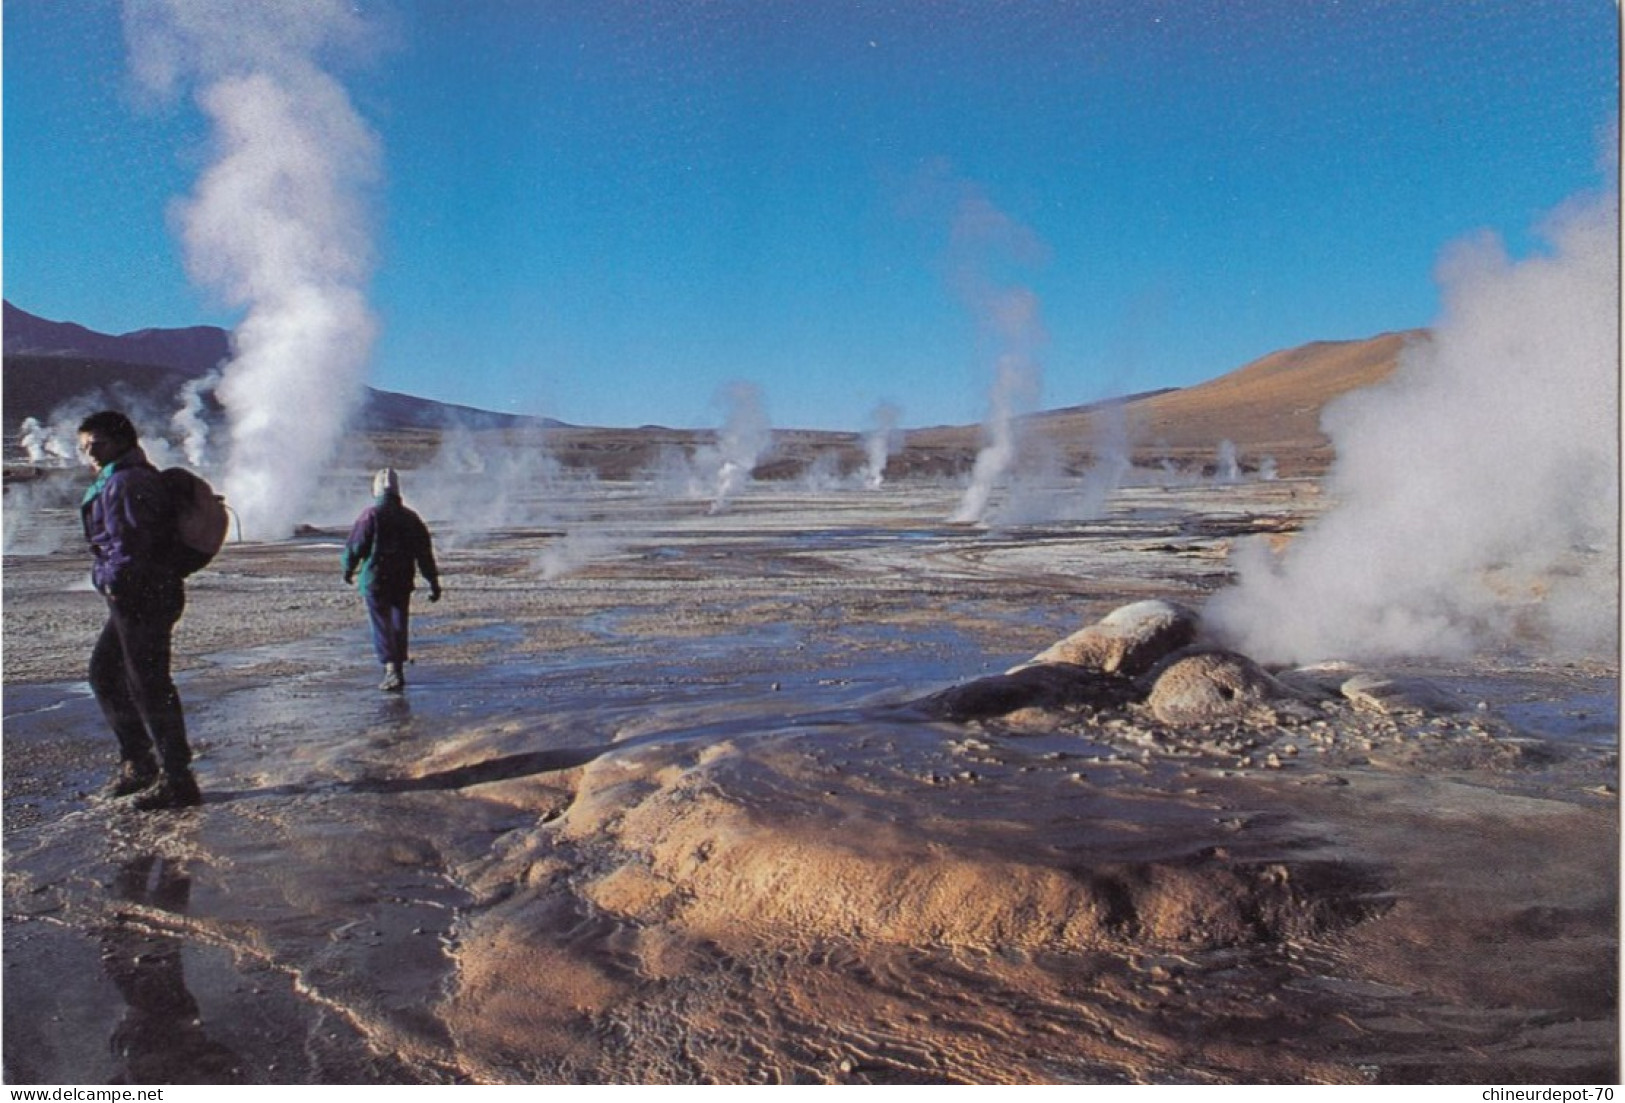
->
[2,302,556,434]
[4,300,232,377]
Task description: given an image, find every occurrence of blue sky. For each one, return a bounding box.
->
[4,1,1618,431]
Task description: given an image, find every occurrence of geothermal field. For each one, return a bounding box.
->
[1,449,1617,1084]
[5,183,1620,1086]
[5,0,1616,1087]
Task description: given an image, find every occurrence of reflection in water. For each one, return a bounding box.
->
[371,690,414,740]
[103,856,241,1084]
[375,691,412,725]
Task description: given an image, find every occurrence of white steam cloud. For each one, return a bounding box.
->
[800,451,846,494]
[6,414,83,555]
[700,381,773,515]
[953,344,1041,525]
[995,399,1136,526]
[170,369,220,466]
[123,0,380,540]
[534,526,622,581]
[862,401,903,490]
[944,190,1048,525]
[17,417,75,465]
[1207,183,1620,663]
[637,383,774,511]
[403,423,594,549]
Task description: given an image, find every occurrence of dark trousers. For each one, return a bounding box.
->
[365,590,412,665]
[89,594,190,775]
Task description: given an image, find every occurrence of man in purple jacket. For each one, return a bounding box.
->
[77,410,199,811]
[343,468,442,691]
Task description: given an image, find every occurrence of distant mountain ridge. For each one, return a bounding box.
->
[3,301,233,378]
[4,301,1414,478]
[2,301,559,433]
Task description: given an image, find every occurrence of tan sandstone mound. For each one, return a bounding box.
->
[1011,599,1199,677]
[1146,648,1304,726]
[457,733,1386,963]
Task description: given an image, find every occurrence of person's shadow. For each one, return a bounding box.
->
[102,855,241,1084]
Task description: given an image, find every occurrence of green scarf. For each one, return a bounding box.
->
[80,457,121,507]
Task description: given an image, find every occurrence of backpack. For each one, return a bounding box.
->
[161,467,230,576]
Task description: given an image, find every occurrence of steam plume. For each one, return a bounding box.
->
[1207,183,1620,663]
[702,381,773,514]
[123,0,380,540]
[946,189,1048,524]
[999,397,1134,525]
[404,423,589,547]
[18,418,74,465]
[534,527,621,581]
[862,401,903,489]
[801,451,845,493]
[170,370,220,466]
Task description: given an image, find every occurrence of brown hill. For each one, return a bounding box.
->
[905,330,1419,479]
[1111,329,1421,471]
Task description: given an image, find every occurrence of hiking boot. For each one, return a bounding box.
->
[132,771,202,812]
[99,758,159,800]
[380,662,405,692]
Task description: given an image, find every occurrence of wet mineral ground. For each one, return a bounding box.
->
[3,479,1617,1084]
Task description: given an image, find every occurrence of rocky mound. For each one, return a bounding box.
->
[918,600,1467,735]
[1144,649,1306,726]
[452,726,1388,969]
[446,600,1475,1018]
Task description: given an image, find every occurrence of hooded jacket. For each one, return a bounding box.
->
[342,491,440,599]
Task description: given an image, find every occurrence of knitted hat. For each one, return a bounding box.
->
[373,467,400,497]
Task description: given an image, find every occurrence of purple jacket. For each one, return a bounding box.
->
[80,447,181,603]
[342,494,440,600]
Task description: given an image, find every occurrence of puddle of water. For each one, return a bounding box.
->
[2,682,94,720]
[1421,669,1619,748]
[1497,690,1619,747]
[4,879,440,1084]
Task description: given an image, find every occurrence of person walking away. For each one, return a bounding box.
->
[342,468,442,691]
[77,410,200,810]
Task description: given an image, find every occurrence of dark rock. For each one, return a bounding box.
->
[919,664,1141,723]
